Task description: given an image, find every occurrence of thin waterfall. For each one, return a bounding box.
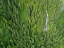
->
[44,10,49,31]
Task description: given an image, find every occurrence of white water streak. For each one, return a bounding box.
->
[44,10,49,31]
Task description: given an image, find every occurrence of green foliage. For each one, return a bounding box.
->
[0,0,64,48]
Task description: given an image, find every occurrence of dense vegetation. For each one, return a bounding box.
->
[0,0,64,48]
